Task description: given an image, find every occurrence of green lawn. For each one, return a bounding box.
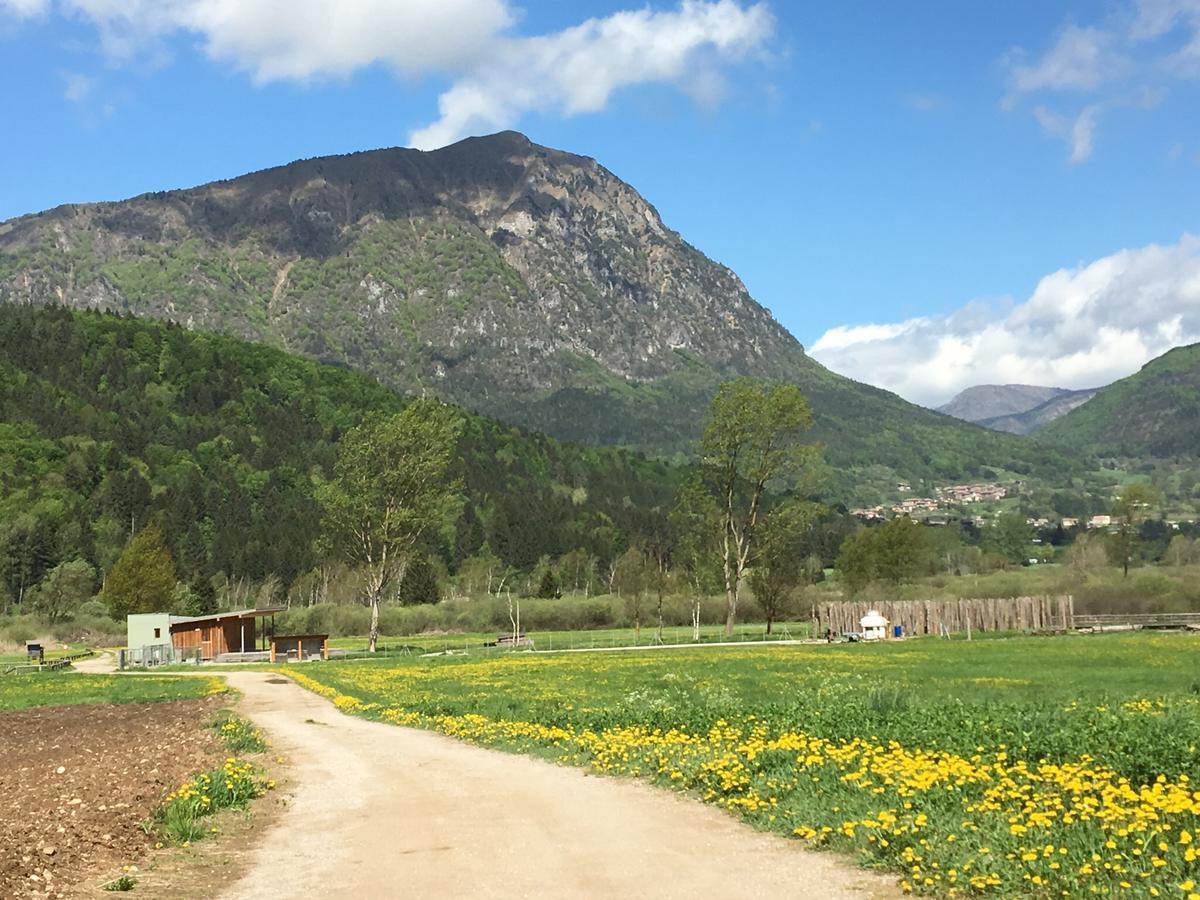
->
[327,620,811,655]
[289,633,1200,898]
[0,672,227,710]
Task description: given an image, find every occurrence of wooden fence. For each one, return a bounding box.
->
[811,595,1075,637]
[1,649,92,676]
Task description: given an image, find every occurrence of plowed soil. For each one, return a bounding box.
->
[0,697,223,898]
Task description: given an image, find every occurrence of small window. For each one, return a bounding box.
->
[153,627,161,639]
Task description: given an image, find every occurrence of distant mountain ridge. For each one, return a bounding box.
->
[938,384,1098,435]
[0,131,1074,491]
[940,384,1070,421]
[1039,343,1200,456]
[976,389,1099,435]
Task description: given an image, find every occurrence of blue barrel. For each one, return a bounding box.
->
[893,625,903,638]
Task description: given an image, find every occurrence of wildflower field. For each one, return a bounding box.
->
[290,633,1200,897]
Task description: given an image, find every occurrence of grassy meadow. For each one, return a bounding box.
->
[0,672,226,710]
[289,633,1200,897]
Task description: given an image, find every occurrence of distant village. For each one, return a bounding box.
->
[849,481,1188,531]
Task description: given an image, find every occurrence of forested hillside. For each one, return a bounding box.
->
[0,132,1077,489]
[1040,343,1200,457]
[0,306,683,606]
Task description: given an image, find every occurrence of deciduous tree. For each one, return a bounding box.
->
[613,547,651,642]
[836,517,929,595]
[984,512,1033,565]
[1110,483,1159,578]
[30,559,95,624]
[319,401,463,651]
[747,502,821,634]
[699,379,817,636]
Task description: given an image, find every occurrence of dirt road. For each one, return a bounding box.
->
[214,670,896,899]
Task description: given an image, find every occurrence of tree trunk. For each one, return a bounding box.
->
[766,614,773,635]
[724,579,738,637]
[655,589,664,644]
[368,594,381,652]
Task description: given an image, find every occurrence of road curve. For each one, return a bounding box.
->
[213,670,897,899]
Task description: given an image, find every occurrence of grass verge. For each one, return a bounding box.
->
[0,672,227,710]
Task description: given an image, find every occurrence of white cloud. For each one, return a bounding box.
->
[0,0,48,15]
[1008,26,1124,95]
[810,235,1200,407]
[1004,2,1200,161]
[62,70,93,102]
[1032,104,1101,163]
[44,0,512,74]
[408,1,773,149]
[2,0,772,147]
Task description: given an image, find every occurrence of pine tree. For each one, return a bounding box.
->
[397,554,441,606]
[536,566,560,599]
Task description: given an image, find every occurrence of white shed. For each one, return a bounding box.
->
[860,610,888,641]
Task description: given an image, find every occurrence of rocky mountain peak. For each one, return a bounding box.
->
[0,131,1049,485]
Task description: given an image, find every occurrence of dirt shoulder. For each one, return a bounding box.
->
[216,670,899,899]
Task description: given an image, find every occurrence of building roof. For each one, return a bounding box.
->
[168,607,284,626]
[860,611,888,628]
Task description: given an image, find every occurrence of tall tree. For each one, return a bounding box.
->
[30,559,95,624]
[747,502,821,634]
[836,517,929,595]
[699,379,816,636]
[670,475,722,639]
[613,547,651,642]
[100,526,177,618]
[397,554,442,606]
[319,400,463,651]
[1110,483,1159,577]
[984,512,1033,565]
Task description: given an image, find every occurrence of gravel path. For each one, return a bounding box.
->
[213,670,898,899]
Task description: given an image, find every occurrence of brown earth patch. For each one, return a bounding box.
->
[82,767,290,899]
[0,696,224,898]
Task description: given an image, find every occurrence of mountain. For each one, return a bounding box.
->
[1039,344,1200,457]
[0,305,682,597]
[975,389,1098,435]
[0,131,1074,489]
[940,384,1067,422]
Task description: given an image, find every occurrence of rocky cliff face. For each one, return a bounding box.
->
[0,131,1057,488]
[0,132,804,405]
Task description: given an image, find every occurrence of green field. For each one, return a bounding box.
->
[0,672,226,709]
[327,621,810,655]
[289,633,1200,897]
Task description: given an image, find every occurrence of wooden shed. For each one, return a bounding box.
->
[269,634,330,663]
[169,608,282,660]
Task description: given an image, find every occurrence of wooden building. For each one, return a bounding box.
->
[127,608,282,662]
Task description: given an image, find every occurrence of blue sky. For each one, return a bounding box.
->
[1,0,1199,404]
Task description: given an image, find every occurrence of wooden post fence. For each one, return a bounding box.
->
[811,595,1075,638]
